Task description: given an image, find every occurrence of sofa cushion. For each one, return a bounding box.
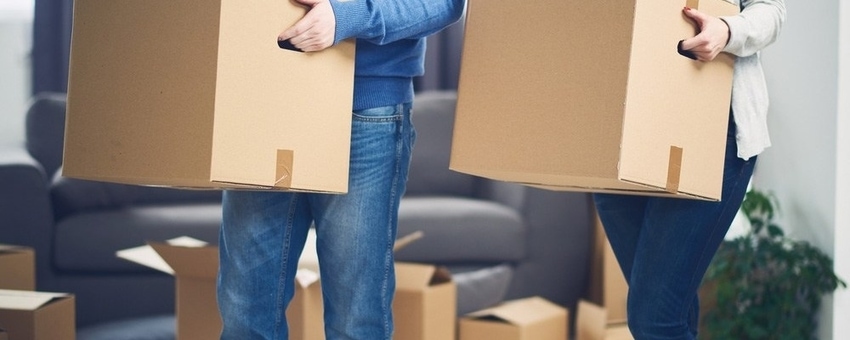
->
[395,197,526,263]
[405,91,478,198]
[452,264,513,316]
[53,204,221,273]
[25,92,67,179]
[51,172,222,220]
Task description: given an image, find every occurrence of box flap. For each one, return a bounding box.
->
[0,289,69,311]
[149,241,218,279]
[395,262,452,290]
[116,236,210,275]
[0,245,27,254]
[466,296,565,326]
[294,269,320,288]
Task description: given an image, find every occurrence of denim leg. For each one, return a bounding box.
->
[593,117,757,340]
[218,190,313,339]
[310,103,415,340]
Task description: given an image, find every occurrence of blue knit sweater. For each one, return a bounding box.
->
[329,0,465,110]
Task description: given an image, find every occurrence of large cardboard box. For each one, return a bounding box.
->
[117,237,322,340]
[576,300,634,340]
[450,0,739,201]
[586,213,629,324]
[65,0,355,193]
[392,262,456,340]
[0,289,75,340]
[459,296,568,340]
[0,245,35,290]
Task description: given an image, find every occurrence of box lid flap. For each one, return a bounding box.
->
[116,236,210,275]
[148,241,218,279]
[0,289,69,311]
[395,262,452,289]
[294,269,320,288]
[466,296,565,326]
[0,245,28,254]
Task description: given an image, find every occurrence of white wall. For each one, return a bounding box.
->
[0,0,34,147]
[832,0,850,337]
[753,1,847,339]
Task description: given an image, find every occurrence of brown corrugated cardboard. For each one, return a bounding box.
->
[0,245,35,290]
[286,270,324,340]
[577,300,634,340]
[586,213,629,324]
[459,296,568,340]
[65,0,355,193]
[450,0,739,201]
[117,237,324,340]
[0,289,75,340]
[393,262,456,340]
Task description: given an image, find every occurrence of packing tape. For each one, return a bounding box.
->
[666,146,683,194]
[275,149,294,188]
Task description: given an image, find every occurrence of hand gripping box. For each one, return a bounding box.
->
[65,0,355,193]
[451,0,739,201]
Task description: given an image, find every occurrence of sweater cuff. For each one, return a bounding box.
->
[720,15,746,54]
[330,0,370,45]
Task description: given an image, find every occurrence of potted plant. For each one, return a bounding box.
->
[700,189,846,340]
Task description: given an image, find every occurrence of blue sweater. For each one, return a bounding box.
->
[329,0,466,110]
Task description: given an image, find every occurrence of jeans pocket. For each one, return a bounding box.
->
[352,105,403,123]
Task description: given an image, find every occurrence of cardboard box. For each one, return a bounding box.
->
[0,289,75,340]
[286,270,324,340]
[65,0,355,193]
[392,262,456,340]
[450,0,739,201]
[0,245,35,290]
[576,300,634,340]
[117,236,323,340]
[459,296,568,340]
[586,213,629,324]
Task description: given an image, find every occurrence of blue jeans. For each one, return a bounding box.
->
[592,115,756,340]
[217,103,415,340]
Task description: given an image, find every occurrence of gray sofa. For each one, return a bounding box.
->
[0,91,592,333]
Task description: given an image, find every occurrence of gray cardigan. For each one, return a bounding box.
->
[720,0,787,160]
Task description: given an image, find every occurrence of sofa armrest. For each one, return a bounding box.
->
[0,147,56,287]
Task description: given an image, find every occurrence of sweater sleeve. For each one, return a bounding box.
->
[329,0,466,46]
[720,0,786,57]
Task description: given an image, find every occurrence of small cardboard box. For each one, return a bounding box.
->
[0,245,35,290]
[576,300,634,340]
[286,270,324,340]
[65,0,355,193]
[459,296,568,340]
[117,237,323,340]
[586,212,629,324]
[0,289,75,340]
[118,237,221,340]
[392,262,456,340]
[451,0,739,201]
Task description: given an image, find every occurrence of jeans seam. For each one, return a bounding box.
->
[382,103,406,339]
[275,194,300,339]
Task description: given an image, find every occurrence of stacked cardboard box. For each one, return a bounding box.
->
[0,290,75,340]
[586,213,629,324]
[118,236,457,340]
[0,245,76,339]
[459,296,568,340]
[451,0,739,201]
[577,300,633,340]
[65,0,355,193]
[0,245,35,290]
